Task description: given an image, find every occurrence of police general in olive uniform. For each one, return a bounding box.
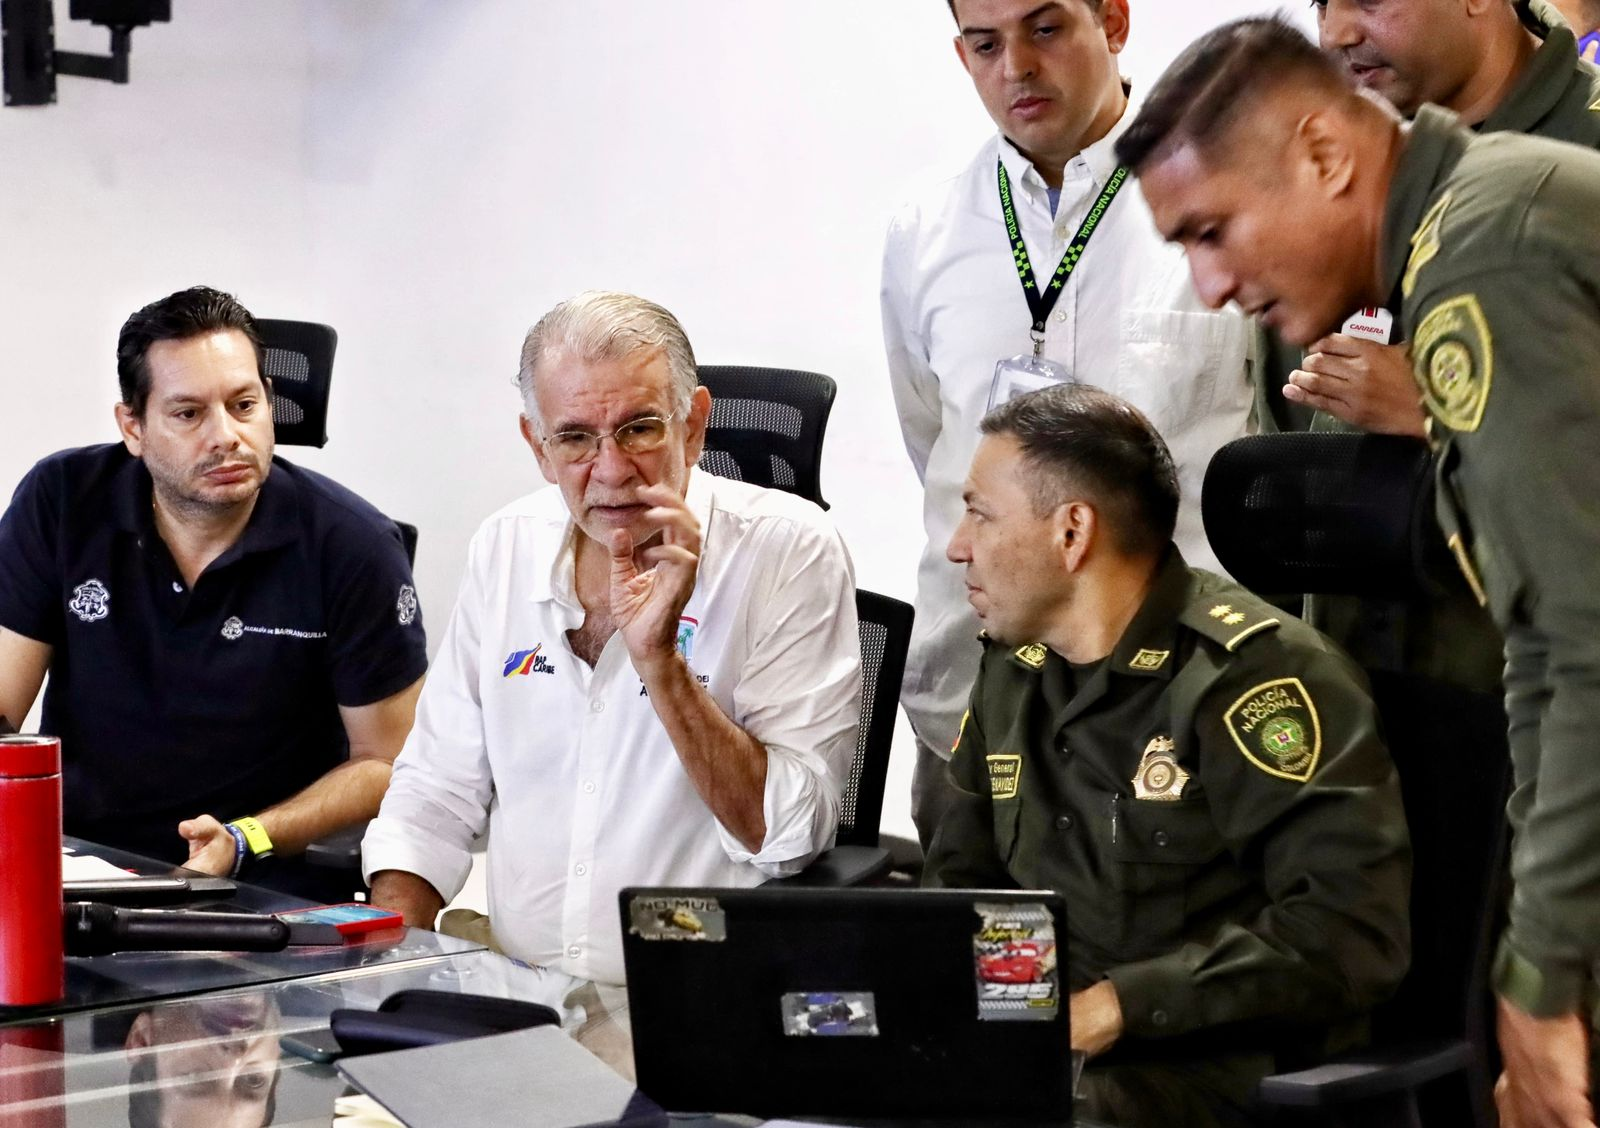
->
[1118,18,1600,1123]
[924,384,1410,1128]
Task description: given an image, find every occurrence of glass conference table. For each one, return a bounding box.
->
[0,842,1099,1127]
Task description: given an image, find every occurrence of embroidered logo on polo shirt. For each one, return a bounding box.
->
[218,616,327,642]
[677,616,699,661]
[69,580,110,623]
[397,584,418,626]
[503,645,557,677]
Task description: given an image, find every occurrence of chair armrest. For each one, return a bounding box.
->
[880,833,924,882]
[772,845,892,887]
[304,821,371,871]
[1256,1039,1473,1107]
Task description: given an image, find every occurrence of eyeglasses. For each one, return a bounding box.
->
[539,411,681,465]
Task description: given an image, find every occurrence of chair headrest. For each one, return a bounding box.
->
[1202,433,1437,599]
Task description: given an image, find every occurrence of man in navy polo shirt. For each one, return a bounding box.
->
[0,286,427,897]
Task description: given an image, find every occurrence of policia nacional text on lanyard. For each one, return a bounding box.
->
[988,159,1131,410]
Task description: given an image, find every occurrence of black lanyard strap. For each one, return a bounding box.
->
[998,159,1130,351]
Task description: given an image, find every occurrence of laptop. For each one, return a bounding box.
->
[621,885,1072,1123]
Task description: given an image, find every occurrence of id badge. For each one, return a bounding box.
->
[988,354,1073,412]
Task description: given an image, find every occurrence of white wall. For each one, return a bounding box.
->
[0,1,1312,840]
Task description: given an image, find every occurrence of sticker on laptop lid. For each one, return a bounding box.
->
[781,991,880,1037]
[627,895,727,942]
[973,901,1059,1022]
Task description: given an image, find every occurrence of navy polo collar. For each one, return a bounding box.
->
[108,449,301,558]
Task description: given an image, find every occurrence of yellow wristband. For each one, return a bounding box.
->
[228,817,274,858]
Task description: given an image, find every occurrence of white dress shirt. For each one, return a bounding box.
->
[880,111,1255,759]
[363,471,861,985]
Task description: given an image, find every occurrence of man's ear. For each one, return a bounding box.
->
[682,385,713,468]
[954,34,973,78]
[1101,0,1131,55]
[114,402,144,458]
[125,1011,153,1056]
[520,414,557,486]
[1056,501,1097,573]
[1293,110,1357,200]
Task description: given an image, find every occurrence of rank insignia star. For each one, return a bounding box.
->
[1222,611,1247,626]
[1209,604,1233,620]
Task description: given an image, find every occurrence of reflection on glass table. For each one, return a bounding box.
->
[0,838,484,1023]
[0,948,578,1128]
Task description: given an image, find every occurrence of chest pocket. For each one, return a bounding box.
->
[1114,309,1243,435]
[1108,798,1226,952]
[990,798,1022,866]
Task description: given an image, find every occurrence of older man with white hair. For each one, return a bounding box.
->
[363,291,861,1070]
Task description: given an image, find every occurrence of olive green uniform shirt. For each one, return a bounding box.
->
[924,553,1411,1051]
[1385,105,1600,1016]
[1264,0,1600,692]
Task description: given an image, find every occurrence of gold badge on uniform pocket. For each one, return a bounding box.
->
[1132,735,1189,801]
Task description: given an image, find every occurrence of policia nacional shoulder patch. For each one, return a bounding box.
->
[1224,678,1322,782]
[1412,295,1493,433]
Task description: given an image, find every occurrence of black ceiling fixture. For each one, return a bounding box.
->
[2,0,170,107]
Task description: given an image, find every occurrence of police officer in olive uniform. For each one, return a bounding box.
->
[1118,18,1600,1125]
[1388,102,1600,1128]
[1270,0,1600,697]
[923,384,1411,1128]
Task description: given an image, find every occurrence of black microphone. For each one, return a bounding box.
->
[63,902,290,957]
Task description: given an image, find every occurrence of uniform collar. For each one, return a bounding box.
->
[532,468,715,610]
[1003,545,1189,679]
[1482,0,1582,135]
[996,89,1134,203]
[1105,546,1191,681]
[108,450,300,557]
[1379,106,1471,302]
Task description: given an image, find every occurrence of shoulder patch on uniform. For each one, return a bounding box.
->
[1224,677,1322,783]
[1413,294,1493,433]
[1012,643,1048,670]
[952,710,970,756]
[1403,191,1451,299]
[986,753,1022,799]
[1128,648,1170,672]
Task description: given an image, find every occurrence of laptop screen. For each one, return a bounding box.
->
[621,885,1072,1122]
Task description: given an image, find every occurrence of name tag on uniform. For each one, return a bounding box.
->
[988,354,1074,412]
[1341,307,1395,345]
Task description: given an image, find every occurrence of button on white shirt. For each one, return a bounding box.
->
[880,110,1255,757]
[363,472,861,985]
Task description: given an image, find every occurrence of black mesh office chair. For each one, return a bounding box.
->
[1204,433,1510,1128]
[251,319,416,882]
[696,366,836,509]
[255,319,336,449]
[838,590,914,848]
[778,588,913,887]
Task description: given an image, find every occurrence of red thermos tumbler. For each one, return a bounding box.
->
[0,735,64,1007]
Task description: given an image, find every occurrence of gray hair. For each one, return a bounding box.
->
[517,290,698,422]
